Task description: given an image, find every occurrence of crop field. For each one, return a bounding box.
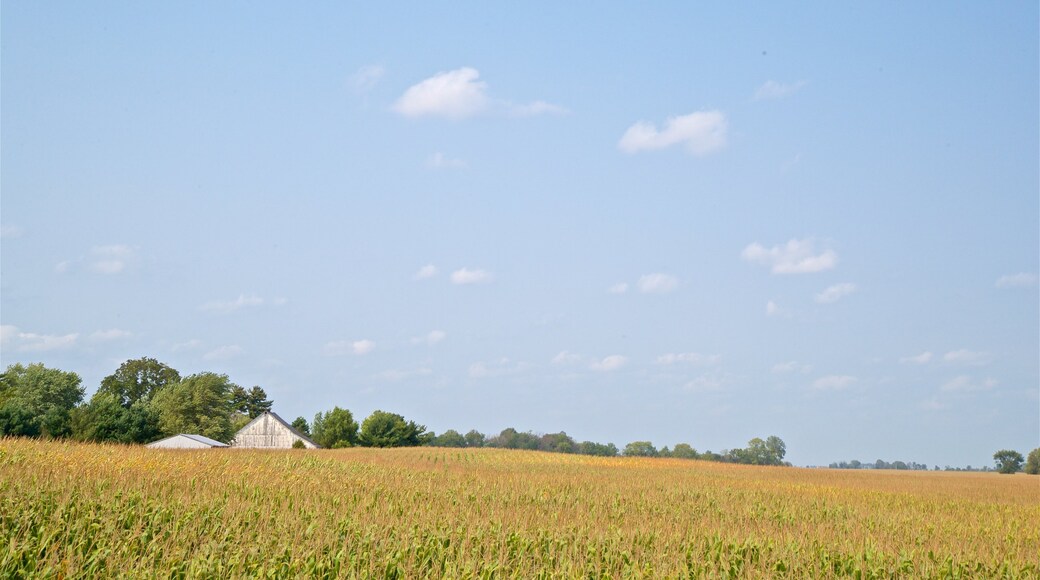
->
[1,439,1037,578]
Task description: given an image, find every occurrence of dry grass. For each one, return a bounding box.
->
[1,438,1037,578]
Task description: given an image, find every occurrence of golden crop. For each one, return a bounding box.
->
[1,438,1037,578]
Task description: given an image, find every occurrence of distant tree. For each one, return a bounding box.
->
[849,460,862,469]
[993,449,1025,474]
[488,428,540,450]
[231,386,273,419]
[671,443,698,459]
[291,416,311,436]
[96,357,180,408]
[358,410,430,447]
[892,461,908,470]
[312,407,358,448]
[151,372,237,442]
[463,429,486,448]
[539,432,576,453]
[577,441,618,457]
[0,363,84,438]
[765,436,787,465]
[1026,448,1040,475]
[430,429,467,447]
[623,441,658,457]
[70,393,160,444]
[658,446,672,458]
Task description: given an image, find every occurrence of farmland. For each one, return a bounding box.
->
[1,439,1037,578]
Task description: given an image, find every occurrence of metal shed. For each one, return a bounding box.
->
[146,434,229,449]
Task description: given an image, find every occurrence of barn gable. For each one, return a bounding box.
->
[230,411,320,449]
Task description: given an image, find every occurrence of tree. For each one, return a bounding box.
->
[765,436,787,465]
[231,385,273,419]
[539,432,576,453]
[463,429,486,448]
[671,443,698,459]
[359,410,430,447]
[622,441,658,457]
[71,393,160,444]
[577,441,618,457]
[993,449,1025,474]
[312,407,358,448]
[96,358,180,408]
[291,416,310,436]
[430,429,466,447]
[1025,448,1040,475]
[151,372,237,442]
[0,363,84,438]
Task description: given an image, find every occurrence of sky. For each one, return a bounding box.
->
[2,2,1037,467]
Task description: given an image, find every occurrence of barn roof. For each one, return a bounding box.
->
[147,433,228,447]
[235,410,321,448]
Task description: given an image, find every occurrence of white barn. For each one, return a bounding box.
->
[146,434,229,449]
[231,411,320,449]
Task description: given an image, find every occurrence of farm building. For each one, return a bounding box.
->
[231,411,320,449]
[146,434,229,449]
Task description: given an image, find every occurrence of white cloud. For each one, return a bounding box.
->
[941,375,998,392]
[412,330,446,346]
[469,358,527,379]
[203,345,243,361]
[172,339,203,352]
[426,152,467,170]
[509,100,568,117]
[89,245,135,274]
[54,261,71,274]
[551,350,583,365]
[811,375,856,390]
[1,224,24,238]
[1,325,79,352]
[656,352,720,366]
[350,64,385,93]
[766,300,791,318]
[900,351,933,364]
[90,329,132,341]
[754,80,808,100]
[684,374,726,393]
[815,282,857,304]
[393,67,490,119]
[201,294,265,313]
[943,349,992,366]
[771,361,813,374]
[742,238,838,274]
[618,110,727,156]
[590,355,627,372]
[450,267,493,285]
[637,273,679,294]
[414,264,438,280]
[607,282,629,294]
[324,339,375,356]
[377,367,433,381]
[995,273,1038,289]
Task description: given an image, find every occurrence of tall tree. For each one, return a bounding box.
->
[151,373,237,442]
[70,393,160,444]
[671,443,699,459]
[622,441,658,457]
[312,407,358,448]
[96,358,180,408]
[0,363,83,438]
[1025,448,1040,475]
[993,449,1025,474]
[359,410,430,447]
[463,429,486,448]
[291,416,310,436]
[231,385,273,418]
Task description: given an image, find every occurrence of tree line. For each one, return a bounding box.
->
[2,357,800,467]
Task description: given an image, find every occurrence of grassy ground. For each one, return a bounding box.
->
[1,438,1037,578]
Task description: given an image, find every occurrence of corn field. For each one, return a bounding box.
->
[1,438,1037,578]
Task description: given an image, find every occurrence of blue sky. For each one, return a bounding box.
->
[2,2,1037,466]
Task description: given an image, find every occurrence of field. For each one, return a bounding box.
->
[1,439,1037,578]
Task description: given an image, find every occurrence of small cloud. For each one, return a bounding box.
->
[0,325,79,352]
[323,339,375,356]
[995,273,1038,289]
[551,350,583,365]
[590,355,627,372]
[172,339,203,352]
[469,358,527,379]
[350,64,385,93]
[754,80,808,100]
[656,352,720,366]
[90,329,132,341]
[1,224,24,238]
[89,245,135,274]
[815,282,857,304]
[393,67,490,120]
[637,273,678,294]
[607,282,629,294]
[426,152,467,170]
[377,367,433,381]
[766,300,791,318]
[201,294,265,314]
[941,375,998,392]
[450,267,493,285]
[742,238,838,274]
[414,264,438,280]
[203,345,243,361]
[618,110,728,156]
[811,375,856,390]
[920,396,948,411]
[509,100,568,117]
[351,339,375,355]
[54,261,71,274]
[900,351,933,365]
[412,330,446,346]
[943,349,992,366]
[772,361,812,374]
[684,374,726,393]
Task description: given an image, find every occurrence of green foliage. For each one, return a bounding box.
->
[430,429,467,447]
[671,443,699,459]
[359,410,429,447]
[96,357,180,408]
[577,441,618,456]
[291,416,311,436]
[312,407,358,448]
[463,429,486,448]
[151,373,237,442]
[70,393,160,444]
[231,385,273,419]
[292,439,306,449]
[623,441,658,457]
[993,449,1024,474]
[488,428,541,450]
[1025,448,1040,475]
[0,363,83,438]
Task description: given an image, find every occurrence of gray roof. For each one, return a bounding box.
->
[180,433,229,447]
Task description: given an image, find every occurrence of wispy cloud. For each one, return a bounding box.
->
[551,350,583,365]
[815,282,857,304]
[637,273,679,294]
[684,374,727,393]
[201,294,266,313]
[414,264,438,280]
[941,375,998,392]
[754,80,808,100]
[995,272,1038,289]
[607,282,629,295]
[772,361,812,374]
[203,345,243,361]
[469,358,528,379]
[90,329,132,341]
[450,267,493,285]
[412,330,446,346]
[656,352,720,366]
[900,351,933,364]
[0,224,24,238]
[324,339,375,356]
[350,64,385,93]
[811,375,856,390]
[0,325,78,352]
[590,355,628,372]
[943,349,992,366]
[766,300,791,318]
[742,238,837,274]
[377,367,433,381]
[618,110,727,156]
[393,67,564,121]
[508,100,568,117]
[90,244,135,274]
[426,152,467,170]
